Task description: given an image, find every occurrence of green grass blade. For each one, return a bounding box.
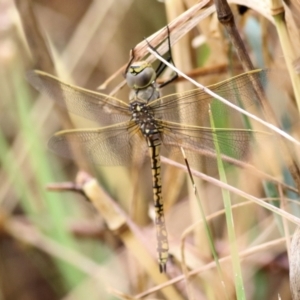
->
[209,105,246,300]
[11,63,89,292]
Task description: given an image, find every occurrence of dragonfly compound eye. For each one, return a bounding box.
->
[126,61,156,89]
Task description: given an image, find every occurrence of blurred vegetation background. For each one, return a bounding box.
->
[1,0,300,299]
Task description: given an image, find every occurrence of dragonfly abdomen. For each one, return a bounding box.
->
[148,142,169,273]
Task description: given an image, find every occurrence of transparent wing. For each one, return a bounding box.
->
[160,120,261,169]
[48,121,148,166]
[27,70,131,126]
[150,69,268,126]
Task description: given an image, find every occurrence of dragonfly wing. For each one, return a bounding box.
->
[160,121,257,170]
[48,121,147,166]
[27,70,131,126]
[150,69,268,126]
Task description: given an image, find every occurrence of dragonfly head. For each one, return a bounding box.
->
[126,61,156,89]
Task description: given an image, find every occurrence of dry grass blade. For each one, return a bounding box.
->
[3,0,300,298]
[214,0,300,193]
[290,226,300,300]
[160,157,300,226]
[81,177,185,300]
[14,0,55,73]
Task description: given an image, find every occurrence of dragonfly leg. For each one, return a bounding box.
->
[124,48,136,76]
[146,26,178,88]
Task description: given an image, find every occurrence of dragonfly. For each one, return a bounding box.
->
[27,40,268,272]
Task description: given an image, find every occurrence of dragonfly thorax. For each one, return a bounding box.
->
[126,61,156,89]
[128,84,160,104]
[130,101,161,139]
